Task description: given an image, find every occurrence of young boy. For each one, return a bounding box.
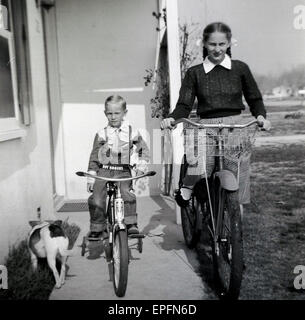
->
[87,95,150,239]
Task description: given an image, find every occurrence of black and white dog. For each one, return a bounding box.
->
[28,220,74,289]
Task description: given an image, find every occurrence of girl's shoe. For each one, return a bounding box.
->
[127,224,139,235]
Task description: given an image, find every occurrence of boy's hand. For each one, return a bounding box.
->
[135,169,144,177]
[87,182,94,193]
[87,170,96,193]
[133,169,144,188]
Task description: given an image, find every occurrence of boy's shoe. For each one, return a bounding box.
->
[87,231,103,240]
[127,224,139,235]
[88,230,108,240]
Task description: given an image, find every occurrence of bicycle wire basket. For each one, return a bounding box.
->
[183,124,257,161]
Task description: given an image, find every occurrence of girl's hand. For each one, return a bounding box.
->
[160,117,176,130]
[257,115,271,131]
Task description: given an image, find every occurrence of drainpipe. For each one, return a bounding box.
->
[166,0,183,224]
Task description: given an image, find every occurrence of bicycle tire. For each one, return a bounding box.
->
[181,195,200,249]
[81,236,86,256]
[212,190,243,300]
[138,238,143,253]
[112,229,129,297]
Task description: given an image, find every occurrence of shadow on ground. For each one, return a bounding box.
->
[142,195,217,299]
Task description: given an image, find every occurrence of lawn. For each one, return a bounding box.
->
[241,99,305,136]
[240,144,305,299]
[242,110,305,136]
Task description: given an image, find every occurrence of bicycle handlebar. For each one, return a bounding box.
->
[173,118,258,129]
[76,170,156,182]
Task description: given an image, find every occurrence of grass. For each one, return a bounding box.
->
[241,144,305,299]
[0,220,80,300]
[242,111,305,137]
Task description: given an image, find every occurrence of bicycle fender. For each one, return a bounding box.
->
[215,170,238,191]
[114,223,126,232]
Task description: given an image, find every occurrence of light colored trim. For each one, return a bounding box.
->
[166,0,183,225]
[153,0,167,88]
[0,128,26,142]
[53,194,65,212]
[91,87,144,93]
[42,6,67,198]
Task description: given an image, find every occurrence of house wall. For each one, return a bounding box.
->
[53,0,161,200]
[0,0,55,263]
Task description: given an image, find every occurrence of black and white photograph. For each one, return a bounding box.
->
[0,0,305,306]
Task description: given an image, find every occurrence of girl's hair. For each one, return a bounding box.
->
[203,22,232,59]
[105,95,127,110]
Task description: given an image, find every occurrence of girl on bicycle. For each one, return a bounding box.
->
[160,22,270,209]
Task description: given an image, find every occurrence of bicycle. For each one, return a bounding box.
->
[76,170,156,297]
[173,118,258,300]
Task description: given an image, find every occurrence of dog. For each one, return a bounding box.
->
[28,220,74,289]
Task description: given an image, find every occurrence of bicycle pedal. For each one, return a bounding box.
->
[87,237,102,241]
[129,233,145,239]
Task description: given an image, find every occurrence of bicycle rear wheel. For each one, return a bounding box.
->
[112,229,129,297]
[181,195,200,249]
[213,189,243,300]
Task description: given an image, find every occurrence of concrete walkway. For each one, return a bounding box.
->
[50,196,211,300]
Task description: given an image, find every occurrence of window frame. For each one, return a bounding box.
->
[0,0,27,142]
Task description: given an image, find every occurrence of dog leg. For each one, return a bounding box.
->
[59,255,67,286]
[29,249,38,271]
[47,253,61,289]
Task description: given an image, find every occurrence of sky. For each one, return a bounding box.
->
[178,0,305,76]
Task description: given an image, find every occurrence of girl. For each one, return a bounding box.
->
[161,22,270,209]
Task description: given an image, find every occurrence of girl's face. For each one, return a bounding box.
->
[204,31,231,64]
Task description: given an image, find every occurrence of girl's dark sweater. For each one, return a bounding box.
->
[169,60,266,120]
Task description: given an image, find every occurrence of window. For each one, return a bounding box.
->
[0,30,15,119]
[0,0,30,141]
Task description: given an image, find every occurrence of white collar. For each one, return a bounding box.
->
[203,54,232,73]
[105,120,130,133]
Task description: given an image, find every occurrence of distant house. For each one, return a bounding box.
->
[272,86,293,99]
[297,88,305,97]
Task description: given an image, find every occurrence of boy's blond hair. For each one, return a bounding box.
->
[105,95,127,110]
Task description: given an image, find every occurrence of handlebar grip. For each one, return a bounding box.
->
[146,171,156,177]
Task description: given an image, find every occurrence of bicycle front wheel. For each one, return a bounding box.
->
[181,195,200,249]
[112,229,129,297]
[213,190,243,300]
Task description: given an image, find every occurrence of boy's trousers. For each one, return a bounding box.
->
[88,167,137,232]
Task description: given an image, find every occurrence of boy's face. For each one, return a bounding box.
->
[104,103,127,128]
